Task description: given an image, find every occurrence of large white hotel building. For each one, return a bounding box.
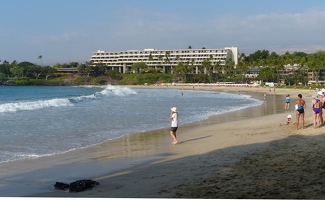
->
[90,47,238,74]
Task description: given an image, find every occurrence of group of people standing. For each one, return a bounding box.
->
[286,90,325,130]
[170,90,325,144]
[311,90,325,128]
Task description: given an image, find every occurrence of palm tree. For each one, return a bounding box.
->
[201,59,213,83]
[297,55,309,85]
[158,54,164,73]
[225,58,235,79]
[236,60,246,83]
[3,60,10,78]
[190,58,196,82]
[85,61,93,77]
[38,55,43,66]
[174,62,184,82]
[214,61,222,82]
[237,53,249,83]
[164,51,171,73]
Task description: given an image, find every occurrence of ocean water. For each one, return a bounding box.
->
[0,85,263,163]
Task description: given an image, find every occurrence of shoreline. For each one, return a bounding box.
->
[0,85,319,198]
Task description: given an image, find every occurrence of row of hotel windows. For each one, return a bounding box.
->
[94,50,228,56]
[92,54,227,58]
[92,60,226,65]
[92,57,226,61]
[92,58,226,62]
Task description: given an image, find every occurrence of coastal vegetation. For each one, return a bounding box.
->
[1,50,325,87]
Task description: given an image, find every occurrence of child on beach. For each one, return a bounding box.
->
[284,94,290,111]
[285,114,293,125]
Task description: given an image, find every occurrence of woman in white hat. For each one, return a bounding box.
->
[170,107,178,145]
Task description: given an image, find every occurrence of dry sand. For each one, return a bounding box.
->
[6,85,325,198]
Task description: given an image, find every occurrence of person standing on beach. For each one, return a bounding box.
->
[170,107,178,145]
[317,91,325,124]
[295,94,306,130]
[284,94,290,111]
[311,94,322,128]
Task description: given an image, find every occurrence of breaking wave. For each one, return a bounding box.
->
[0,85,137,113]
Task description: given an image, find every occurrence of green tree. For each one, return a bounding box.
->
[214,61,223,82]
[77,63,86,74]
[307,51,325,85]
[131,62,148,73]
[10,66,23,78]
[148,53,154,67]
[3,60,10,78]
[38,55,43,66]
[164,51,172,73]
[224,58,235,79]
[201,59,213,83]
[158,54,163,64]
[92,63,106,76]
[257,67,277,82]
[28,65,43,79]
[52,63,64,69]
[42,66,56,80]
[267,52,282,84]
[173,61,184,82]
[174,61,189,82]
[0,73,6,81]
[69,62,79,68]
[105,69,120,80]
[236,60,248,83]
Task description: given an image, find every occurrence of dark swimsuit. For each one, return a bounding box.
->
[297,105,304,114]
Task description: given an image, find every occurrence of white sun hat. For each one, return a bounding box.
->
[317,91,324,96]
[287,114,292,118]
[171,107,177,112]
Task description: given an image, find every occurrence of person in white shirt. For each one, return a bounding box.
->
[170,107,178,145]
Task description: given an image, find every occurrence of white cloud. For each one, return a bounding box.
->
[100,7,325,54]
[22,31,89,45]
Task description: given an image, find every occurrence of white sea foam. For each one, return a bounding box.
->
[0,98,73,113]
[0,85,137,113]
[100,85,137,96]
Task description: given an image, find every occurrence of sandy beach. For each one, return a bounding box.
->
[2,85,325,198]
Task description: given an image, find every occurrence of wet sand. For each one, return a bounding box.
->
[1,85,322,198]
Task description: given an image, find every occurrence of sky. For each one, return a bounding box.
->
[1,0,325,65]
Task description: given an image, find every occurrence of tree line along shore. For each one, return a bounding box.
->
[1,49,325,86]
